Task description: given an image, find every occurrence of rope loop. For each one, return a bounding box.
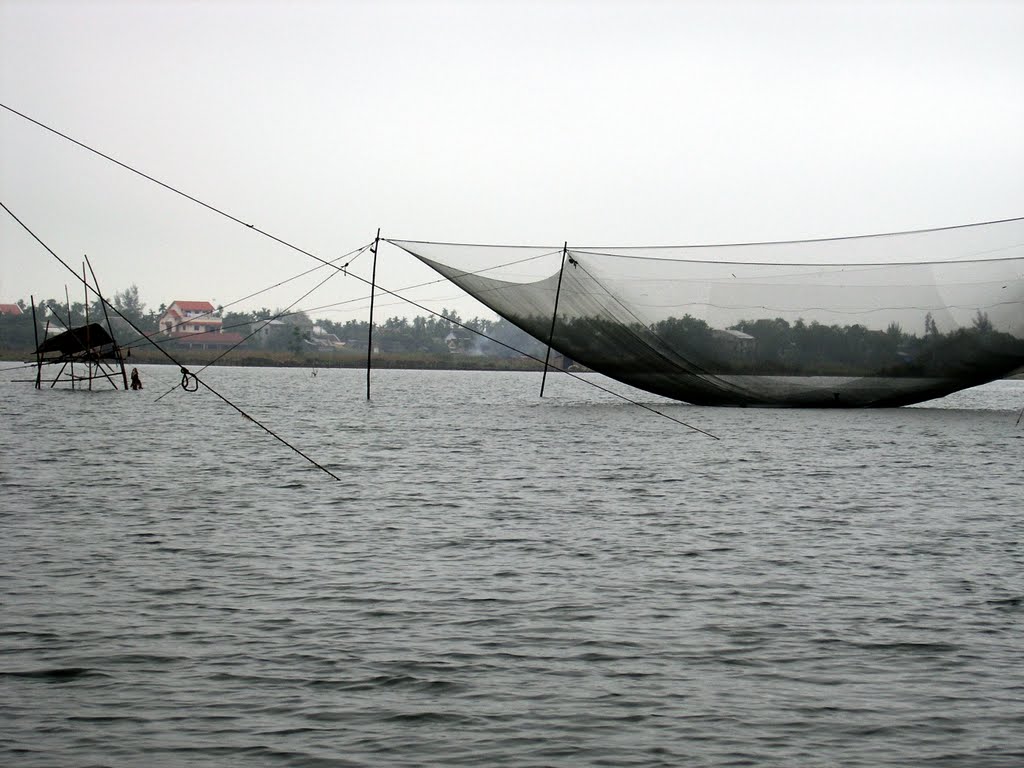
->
[180,366,199,392]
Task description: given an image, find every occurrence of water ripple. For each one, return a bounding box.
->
[2,369,1023,767]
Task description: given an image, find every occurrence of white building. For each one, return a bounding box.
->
[158,300,222,336]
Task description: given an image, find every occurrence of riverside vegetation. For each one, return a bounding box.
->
[0,288,552,369]
[3,287,1022,377]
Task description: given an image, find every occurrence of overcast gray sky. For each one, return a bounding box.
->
[2,0,1022,323]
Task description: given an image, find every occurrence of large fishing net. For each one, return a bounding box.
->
[390,218,1024,406]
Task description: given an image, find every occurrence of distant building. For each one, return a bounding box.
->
[445,331,479,354]
[250,318,287,346]
[310,325,344,350]
[155,300,245,349]
[712,329,756,358]
[0,303,24,316]
[158,300,222,336]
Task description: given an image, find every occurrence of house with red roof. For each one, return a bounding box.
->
[0,303,24,316]
[156,300,245,350]
[158,300,222,336]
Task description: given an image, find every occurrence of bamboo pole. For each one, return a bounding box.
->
[366,228,380,401]
[65,285,75,389]
[540,242,569,398]
[85,254,128,389]
[30,295,41,389]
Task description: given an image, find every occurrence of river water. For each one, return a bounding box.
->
[2,366,1022,767]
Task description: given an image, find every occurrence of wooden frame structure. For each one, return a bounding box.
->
[28,260,130,391]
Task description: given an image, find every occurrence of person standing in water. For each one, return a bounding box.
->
[130,368,143,390]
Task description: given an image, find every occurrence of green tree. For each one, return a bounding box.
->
[222,310,254,335]
[972,310,993,333]
[113,284,146,325]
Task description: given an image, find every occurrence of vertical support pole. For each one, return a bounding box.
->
[366,228,380,401]
[42,317,51,385]
[84,262,93,390]
[30,294,41,389]
[540,242,569,398]
[85,254,128,390]
[66,284,75,389]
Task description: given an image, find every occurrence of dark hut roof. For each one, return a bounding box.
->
[36,323,115,356]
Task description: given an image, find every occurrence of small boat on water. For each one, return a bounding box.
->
[390,217,1024,407]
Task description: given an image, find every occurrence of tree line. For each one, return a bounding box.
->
[4,287,1019,379]
[0,288,549,358]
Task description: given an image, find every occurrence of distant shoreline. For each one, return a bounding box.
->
[4,348,1022,378]
[0,347,550,372]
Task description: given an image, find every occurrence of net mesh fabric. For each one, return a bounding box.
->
[390,218,1024,407]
